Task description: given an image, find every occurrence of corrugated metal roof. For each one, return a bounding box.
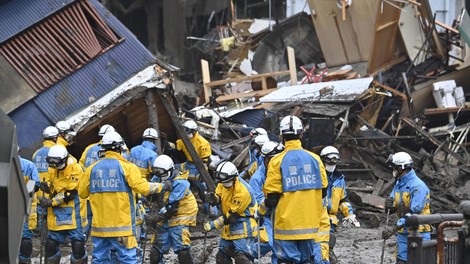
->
[0,0,75,44]
[227,108,274,128]
[32,0,155,123]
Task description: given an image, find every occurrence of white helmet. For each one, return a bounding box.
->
[152,155,175,179]
[55,120,71,133]
[101,131,124,150]
[279,115,303,135]
[387,152,413,170]
[98,124,115,137]
[143,128,159,140]
[254,134,270,148]
[46,145,68,169]
[183,120,198,132]
[250,127,267,137]
[215,161,238,183]
[43,126,59,139]
[261,141,285,157]
[320,146,341,164]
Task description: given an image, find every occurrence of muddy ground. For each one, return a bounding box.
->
[29,224,397,264]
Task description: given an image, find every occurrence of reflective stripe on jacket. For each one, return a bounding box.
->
[390,169,431,233]
[213,177,258,240]
[46,156,87,231]
[79,151,163,237]
[264,139,328,240]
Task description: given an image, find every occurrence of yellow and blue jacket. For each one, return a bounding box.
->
[79,151,163,239]
[390,169,431,233]
[45,155,87,231]
[79,141,101,169]
[326,170,354,227]
[263,139,328,240]
[56,136,68,148]
[210,177,258,240]
[159,171,198,227]
[20,156,40,230]
[129,141,158,180]
[32,140,56,197]
[176,132,211,163]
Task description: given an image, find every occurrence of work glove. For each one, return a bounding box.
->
[138,196,150,207]
[205,192,220,205]
[144,215,157,228]
[384,197,396,213]
[203,221,213,232]
[39,182,50,194]
[161,181,172,192]
[155,207,167,222]
[38,196,52,208]
[342,215,361,228]
[381,225,397,239]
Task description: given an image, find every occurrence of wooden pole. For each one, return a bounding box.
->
[145,89,162,154]
[287,46,297,85]
[201,59,211,104]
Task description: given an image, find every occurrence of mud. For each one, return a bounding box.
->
[29,226,397,264]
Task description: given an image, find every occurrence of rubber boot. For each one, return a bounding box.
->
[233,252,251,264]
[177,249,193,264]
[216,250,233,264]
[45,254,61,264]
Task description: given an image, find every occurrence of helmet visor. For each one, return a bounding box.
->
[322,153,340,165]
[153,167,170,177]
[46,157,65,167]
[215,171,234,183]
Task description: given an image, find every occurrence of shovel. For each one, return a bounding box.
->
[380,209,390,264]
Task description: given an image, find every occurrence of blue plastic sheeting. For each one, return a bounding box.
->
[228,108,274,128]
[32,0,155,123]
[9,101,52,151]
[0,0,75,43]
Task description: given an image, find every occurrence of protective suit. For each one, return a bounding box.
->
[79,142,101,168]
[151,170,198,263]
[79,151,164,263]
[313,199,330,264]
[326,170,355,231]
[263,139,328,262]
[248,162,276,263]
[129,140,158,179]
[56,136,69,147]
[42,155,87,263]
[205,177,258,262]
[18,157,40,264]
[33,139,56,195]
[176,132,216,216]
[389,169,431,262]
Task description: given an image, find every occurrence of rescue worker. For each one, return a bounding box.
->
[79,124,115,240]
[79,124,115,168]
[204,161,258,264]
[32,126,59,236]
[240,134,269,180]
[18,151,40,264]
[382,152,431,264]
[261,115,328,263]
[129,127,159,179]
[175,119,217,217]
[55,120,75,147]
[320,146,360,263]
[78,131,170,263]
[249,141,285,263]
[149,155,198,264]
[38,145,88,263]
[313,199,331,264]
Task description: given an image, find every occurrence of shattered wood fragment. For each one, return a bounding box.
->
[401,117,467,165]
[215,88,278,103]
[372,179,384,196]
[322,68,352,81]
[348,191,386,209]
[372,81,407,100]
[220,135,250,150]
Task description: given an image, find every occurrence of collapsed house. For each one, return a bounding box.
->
[181,0,470,219]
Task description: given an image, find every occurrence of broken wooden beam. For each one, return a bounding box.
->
[401,117,467,165]
[348,191,386,210]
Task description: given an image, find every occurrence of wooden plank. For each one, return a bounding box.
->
[435,20,459,34]
[201,59,211,104]
[372,178,384,196]
[287,46,297,84]
[205,70,290,87]
[424,107,470,115]
[349,191,386,209]
[145,89,161,154]
[307,0,379,66]
[157,89,216,191]
[401,117,466,164]
[322,68,352,81]
[215,88,278,103]
[372,81,407,100]
[367,0,404,74]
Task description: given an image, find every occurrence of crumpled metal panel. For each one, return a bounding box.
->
[32,0,155,124]
[0,0,75,44]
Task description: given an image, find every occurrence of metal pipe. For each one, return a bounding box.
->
[437,221,464,264]
[407,214,464,230]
